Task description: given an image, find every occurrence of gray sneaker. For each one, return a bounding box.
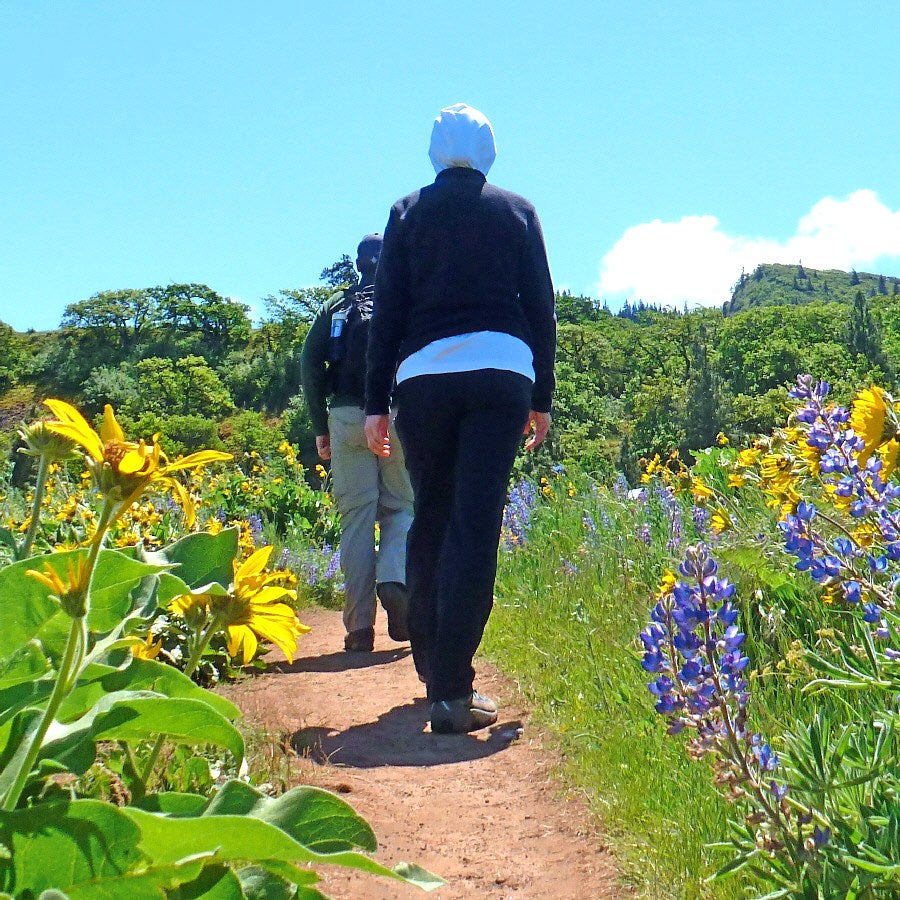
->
[430,692,498,734]
[377,582,410,642]
[343,627,374,652]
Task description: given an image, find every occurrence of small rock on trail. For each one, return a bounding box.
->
[224,606,624,898]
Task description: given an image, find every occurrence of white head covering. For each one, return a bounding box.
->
[428,102,496,176]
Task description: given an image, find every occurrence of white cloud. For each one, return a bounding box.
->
[597,190,900,308]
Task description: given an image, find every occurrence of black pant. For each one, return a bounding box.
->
[394,369,532,701]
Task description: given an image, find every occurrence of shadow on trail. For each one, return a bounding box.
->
[273,647,412,674]
[293,700,523,768]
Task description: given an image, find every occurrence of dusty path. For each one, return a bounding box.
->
[224,607,623,899]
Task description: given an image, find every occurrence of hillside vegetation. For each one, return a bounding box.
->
[725,261,900,313]
[2,260,900,482]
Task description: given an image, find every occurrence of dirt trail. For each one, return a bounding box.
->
[224,607,624,899]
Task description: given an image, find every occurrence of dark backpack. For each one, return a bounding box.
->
[328,283,374,400]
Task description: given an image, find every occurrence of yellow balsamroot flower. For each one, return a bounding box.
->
[16,420,76,463]
[851,522,879,549]
[727,473,746,489]
[691,477,715,504]
[132,633,163,660]
[43,400,231,526]
[716,432,729,446]
[851,386,896,465]
[656,569,677,598]
[26,556,92,617]
[710,507,733,535]
[641,454,661,484]
[736,447,762,468]
[215,546,308,664]
[879,438,900,479]
[171,546,308,665]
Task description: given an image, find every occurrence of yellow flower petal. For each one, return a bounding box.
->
[851,386,890,465]
[43,399,104,461]
[250,585,298,605]
[227,624,258,664]
[235,545,274,581]
[100,404,125,444]
[165,450,233,473]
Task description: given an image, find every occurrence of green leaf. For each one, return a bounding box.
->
[59,658,239,723]
[173,865,245,899]
[147,528,240,591]
[0,642,51,690]
[42,693,244,772]
[88,550,169,633]
[0,552,67,657]
[62,856,213,899]
[122,806,444,890]
[203,780,376,853]
[0,529,17,556]
[237,866,295,900]
[131,792,209,816]
[0,799,144,895]
[157,572,198,607]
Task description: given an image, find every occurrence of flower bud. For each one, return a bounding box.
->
[17,421,76,462]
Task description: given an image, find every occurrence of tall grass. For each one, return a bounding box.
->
[484,470,879,897]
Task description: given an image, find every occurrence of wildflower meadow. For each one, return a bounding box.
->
[485,376,900,897]
[0,400,439,897]
[4,378,900,897]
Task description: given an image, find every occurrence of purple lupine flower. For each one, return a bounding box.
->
[639,544,780,799]
[324,547,341,580]
[779,375,900,649]
[692,505,709,532]
[247,513,264,545]
[501,478,539,550]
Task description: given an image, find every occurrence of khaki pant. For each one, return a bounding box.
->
[328,406,414,633]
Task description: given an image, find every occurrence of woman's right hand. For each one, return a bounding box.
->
[315,434,332,460]
[523,411,550,451]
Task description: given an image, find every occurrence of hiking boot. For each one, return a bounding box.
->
[430,691,498,734]
[377,581,410,642]
[343,627,374,652]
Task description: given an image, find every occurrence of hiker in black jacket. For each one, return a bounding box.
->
[364,103,556,734]
[300,234,414,653]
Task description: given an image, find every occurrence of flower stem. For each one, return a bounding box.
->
[19,453,51,559]
[2,493,120,810]
[1,614,84,810]
[133,614,224,798]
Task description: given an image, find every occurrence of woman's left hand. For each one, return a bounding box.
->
[365,414,392,457]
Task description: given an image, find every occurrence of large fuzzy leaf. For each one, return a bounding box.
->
[122,803,443,891]
[58,658,239,723]
[203,780,376,853]
[40,692,244,774]
[146,528,239,590]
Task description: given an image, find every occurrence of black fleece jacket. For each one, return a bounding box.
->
[364,167,556,415]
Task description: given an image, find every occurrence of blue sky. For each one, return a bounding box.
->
[2,0,899,331]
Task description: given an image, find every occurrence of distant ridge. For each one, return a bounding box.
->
[724,263,900,315]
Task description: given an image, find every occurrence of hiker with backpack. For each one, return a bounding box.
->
[364,104,556,734]
[300,234,414,653]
